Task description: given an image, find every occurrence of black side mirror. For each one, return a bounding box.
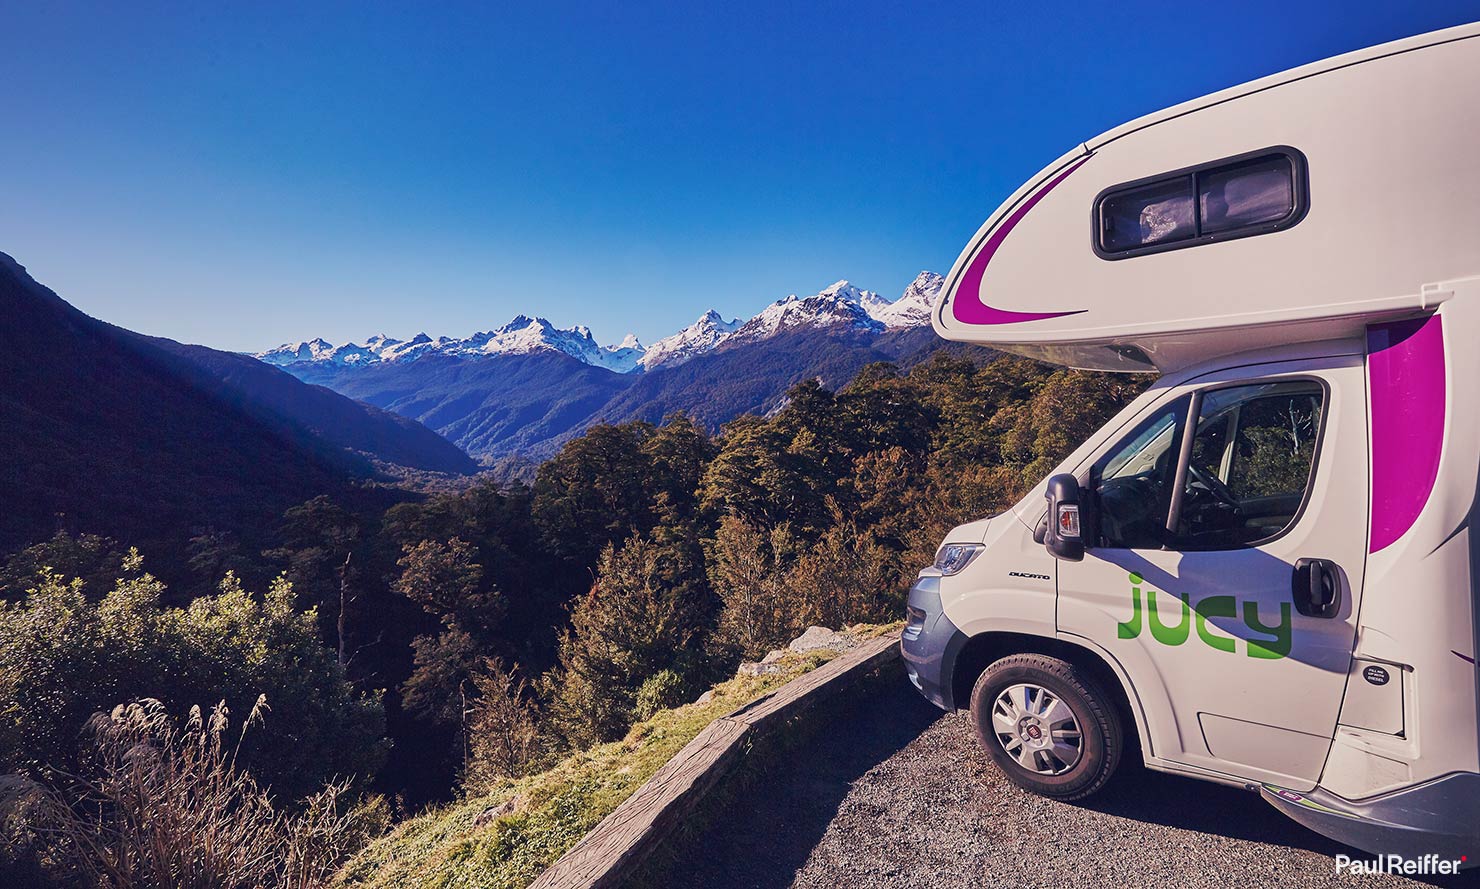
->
[1045,474,1086,562]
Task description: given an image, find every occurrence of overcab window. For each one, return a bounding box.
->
[1094,148,1307,259]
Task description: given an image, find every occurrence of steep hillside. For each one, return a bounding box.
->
[0,252,444,576]
[142,337,477,475]
[591,326,953,430]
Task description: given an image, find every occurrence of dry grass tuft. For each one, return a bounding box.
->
[1,698,387,889]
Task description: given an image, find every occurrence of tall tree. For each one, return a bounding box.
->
[545,536,701,748]
[532,422,656,567]
[705,517,800,659]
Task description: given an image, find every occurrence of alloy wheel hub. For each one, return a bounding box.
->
[991,683,1084,776]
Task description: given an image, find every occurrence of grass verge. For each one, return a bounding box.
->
[331,629,895,889]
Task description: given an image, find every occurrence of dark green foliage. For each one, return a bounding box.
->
[532,422,660,566]
[393,538,499,730]
[545,537,704,748]
[0,559,386,800]
[400,355,1149,753]
[0,531,126,602]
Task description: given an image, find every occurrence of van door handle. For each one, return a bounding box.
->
[1293,558,1341,618]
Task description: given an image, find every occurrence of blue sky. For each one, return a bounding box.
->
[2,2,1475,352]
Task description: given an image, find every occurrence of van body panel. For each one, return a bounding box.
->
[1054,355,1369,788]
[1321,287,1480,801]
[939,518,1057,642]
[931,27,1480,374]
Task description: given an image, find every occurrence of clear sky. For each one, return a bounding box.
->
[2,1,1475,352]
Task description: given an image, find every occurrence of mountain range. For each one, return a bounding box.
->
[258,272,956,461]
[261,274,942,373]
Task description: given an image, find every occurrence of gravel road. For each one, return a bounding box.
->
[659,670,1478,889]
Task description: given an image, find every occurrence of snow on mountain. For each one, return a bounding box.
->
[258,337,375,366]
[870,271,944,328]
[639,309,742,370]
[727,280,884,345]
[258,316,648,373]
[256,273,941,375]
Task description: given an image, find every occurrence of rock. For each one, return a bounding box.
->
[787,626,859,655]
[738,661,787,677]
[695,689,715,704]
[473,793,525,828]
[760,649,787,664]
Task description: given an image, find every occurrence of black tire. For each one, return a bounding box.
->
[968,653,1123,801]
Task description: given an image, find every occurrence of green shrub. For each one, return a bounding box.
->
[633,669,687,722]
[0,554,386,799]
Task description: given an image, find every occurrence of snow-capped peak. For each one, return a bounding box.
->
[255,271,942,375]
[257,315,649,373]
[258,337,374,366]
[728,279,883,345]
[639,309,742,370]
[820,279,891,315]
[870,270,945,328]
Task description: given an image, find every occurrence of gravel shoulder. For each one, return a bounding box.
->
[655,670,1478,889]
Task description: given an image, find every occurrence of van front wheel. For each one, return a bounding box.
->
[968,654,1122,801]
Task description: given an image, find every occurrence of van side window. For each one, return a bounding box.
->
[1094,147,1307,259]
[1090,396,1190,549]
[1173,381,1324,549]
[1089,381,1325,551]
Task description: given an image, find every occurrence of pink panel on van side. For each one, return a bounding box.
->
[1367,315,1445,553]
[951,156,1091,325]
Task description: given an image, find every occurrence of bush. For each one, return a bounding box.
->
[0,698,389,889]
[0,556,386,799]
[463,660,541,792]
[545,537,702,748]
[788,521,899,629]
[633,670,687,722]
[705,516,802,659]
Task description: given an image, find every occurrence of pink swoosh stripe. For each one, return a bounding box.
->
[952,155,1092,325]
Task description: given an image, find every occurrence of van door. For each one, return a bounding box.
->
[1055,356,1367,789]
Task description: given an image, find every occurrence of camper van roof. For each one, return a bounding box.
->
[1089,24,1480,152]
[934,23,1480,373]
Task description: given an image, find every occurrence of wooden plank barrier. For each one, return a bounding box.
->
[529,632,901,889]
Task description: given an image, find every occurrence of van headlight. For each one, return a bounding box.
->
[934,543,984,575]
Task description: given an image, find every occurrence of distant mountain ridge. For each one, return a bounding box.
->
[259,273,964,463]
[258,272,945,374]
[0,250,473,582]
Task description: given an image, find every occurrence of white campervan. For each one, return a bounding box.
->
[902,24,1480,860]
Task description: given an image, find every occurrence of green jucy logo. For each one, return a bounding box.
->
[1116,573,1291,659]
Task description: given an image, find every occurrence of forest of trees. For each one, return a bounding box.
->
[0,353,1147,884]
